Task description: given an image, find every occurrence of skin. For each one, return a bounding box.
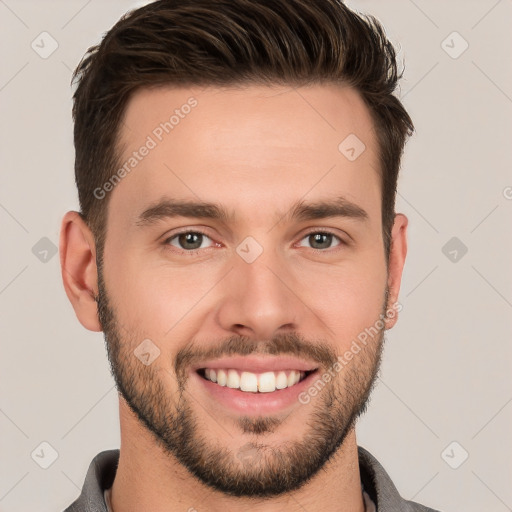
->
[60,83,408,512]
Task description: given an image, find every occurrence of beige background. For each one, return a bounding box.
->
[1,1,511,511]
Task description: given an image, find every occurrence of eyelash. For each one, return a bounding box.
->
[162,228,347,256]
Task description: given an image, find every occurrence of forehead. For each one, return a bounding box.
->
[110,83,380,228]
[120,83,376,155]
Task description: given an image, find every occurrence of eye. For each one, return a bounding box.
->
[298,231,343,251]
[164,230,215,252]
[162,229,346,255]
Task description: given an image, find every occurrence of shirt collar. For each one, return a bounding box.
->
[65,446,437,512]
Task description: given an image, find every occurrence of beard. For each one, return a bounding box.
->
[96,265,388,498]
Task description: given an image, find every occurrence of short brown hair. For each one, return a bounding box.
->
[71,0,414,261]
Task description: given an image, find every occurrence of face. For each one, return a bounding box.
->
[94,83,399,497]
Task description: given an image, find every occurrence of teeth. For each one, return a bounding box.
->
[216,369,227,386]
[275,371,288,389]
[258,372,276,393]
[202,369,308,393]
[227,369,240,389]
[240,372,258,392]
[287,371,300,387]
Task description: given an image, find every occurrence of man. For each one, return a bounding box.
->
[60,0,440,510]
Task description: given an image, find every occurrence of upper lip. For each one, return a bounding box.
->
[192,356,319,374]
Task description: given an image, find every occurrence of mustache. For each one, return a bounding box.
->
[174,332,338,380]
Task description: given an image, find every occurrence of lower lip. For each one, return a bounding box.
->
[191,370,319,415]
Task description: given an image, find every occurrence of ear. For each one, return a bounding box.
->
[384,213,408,330]
[59,211,102,332]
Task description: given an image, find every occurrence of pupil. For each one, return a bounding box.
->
[180,232,202,250]
[311,233,331,249]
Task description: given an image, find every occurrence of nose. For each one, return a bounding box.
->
[215,247,306,341]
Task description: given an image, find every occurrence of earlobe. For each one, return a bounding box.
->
[59,211,103,332]
[385,213,408,330]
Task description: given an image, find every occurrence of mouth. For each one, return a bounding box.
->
[191,366,320,416]
[196,368,316,393]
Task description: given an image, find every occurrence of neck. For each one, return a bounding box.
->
[111,400,365,512]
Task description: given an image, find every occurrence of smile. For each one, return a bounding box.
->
[198,368,314,393]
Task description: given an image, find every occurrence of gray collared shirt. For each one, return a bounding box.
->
[63,446,441,511]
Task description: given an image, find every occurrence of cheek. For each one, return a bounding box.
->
[106,252,219,337]
[303,259,387,348]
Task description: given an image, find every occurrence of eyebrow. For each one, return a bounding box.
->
[135,195,369,227]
